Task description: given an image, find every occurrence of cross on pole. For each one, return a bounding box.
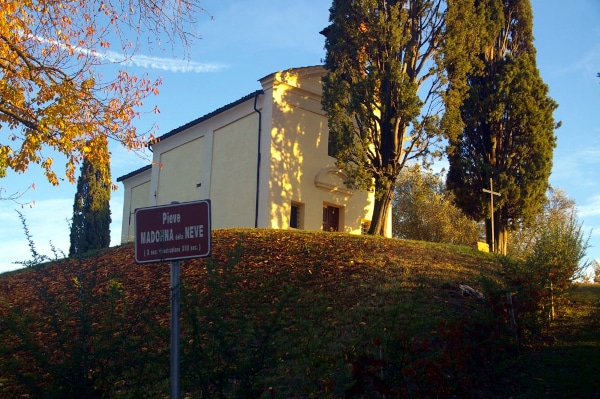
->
[482,178,501,253]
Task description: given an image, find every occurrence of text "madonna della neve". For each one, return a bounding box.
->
[139,211,204,244]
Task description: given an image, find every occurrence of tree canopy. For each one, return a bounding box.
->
[392,165,479,245]
[507,187,592,287]
[508,186,580,259]
[69,139,111,257]
[321,0,454,235]
[0,0,205,186]
[445,0,557,254]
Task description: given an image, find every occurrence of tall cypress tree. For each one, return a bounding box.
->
[69,140,111,256]
[321,0,459,235]
[446,0,558,254]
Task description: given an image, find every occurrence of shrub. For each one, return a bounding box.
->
[525,211,590,320]
[500,211,591,342]
[0,213,166,398]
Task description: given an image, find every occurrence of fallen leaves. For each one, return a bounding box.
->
[0,228,504,397]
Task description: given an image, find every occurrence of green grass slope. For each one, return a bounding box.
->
[1,229,593,398]
[505,283,600,398]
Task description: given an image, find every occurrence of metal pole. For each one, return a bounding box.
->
[170,260,181,399]
[490,179,495,253]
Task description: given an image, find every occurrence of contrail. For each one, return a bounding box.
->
[28,32,227,74]
[102,50,227,73]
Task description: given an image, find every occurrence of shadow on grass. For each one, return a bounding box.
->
[500,284,600,398]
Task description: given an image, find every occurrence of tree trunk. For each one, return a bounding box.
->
[486,217,509,255]
[497,227,508,256]
[485,218,493,252]
[368,178,393,236]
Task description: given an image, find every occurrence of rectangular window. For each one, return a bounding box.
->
[327,131,337,157]
[290,202,303,229]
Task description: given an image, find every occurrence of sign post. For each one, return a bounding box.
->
[170,259,181,399]
[135,200,212,399]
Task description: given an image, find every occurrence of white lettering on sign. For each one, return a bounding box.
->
[162,212,181,224]
[184,225,204,239]
[140,229,174,244]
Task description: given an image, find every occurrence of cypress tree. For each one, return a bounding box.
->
[321,0,460,235]
[446,0,558,254]
[69,140,111,256]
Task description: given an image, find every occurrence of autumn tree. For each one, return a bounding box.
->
[511,186,592,287]
[322,0,464,235]
[507,187,593,317]
[0,184,35,206]
[526,204,589,320]
[69,139,111,256]
[392,165,479,245]
[445,0,558,254]
[508,187,575,259]
[0,0,205,186]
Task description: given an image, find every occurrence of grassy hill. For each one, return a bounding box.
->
[0,229,597,398]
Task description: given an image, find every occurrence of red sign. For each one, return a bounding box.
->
[134,200,211,263]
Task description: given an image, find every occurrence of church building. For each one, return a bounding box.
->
[117,66,391,243]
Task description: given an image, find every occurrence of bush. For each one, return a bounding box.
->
[500,211,590,342]
[0,213,167,398]
[526,211,590,319]
[392,165,480,246]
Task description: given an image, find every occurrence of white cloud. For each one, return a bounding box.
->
[551,144,600,189]
[555,45,600,78]
[579,195,600,218]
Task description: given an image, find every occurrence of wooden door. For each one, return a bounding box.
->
[322,205,339,232]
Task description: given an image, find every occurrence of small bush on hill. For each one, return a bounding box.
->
[0,215,169,398]
[500,211,590,342]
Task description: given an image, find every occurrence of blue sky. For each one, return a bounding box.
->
[1,0,599,274]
